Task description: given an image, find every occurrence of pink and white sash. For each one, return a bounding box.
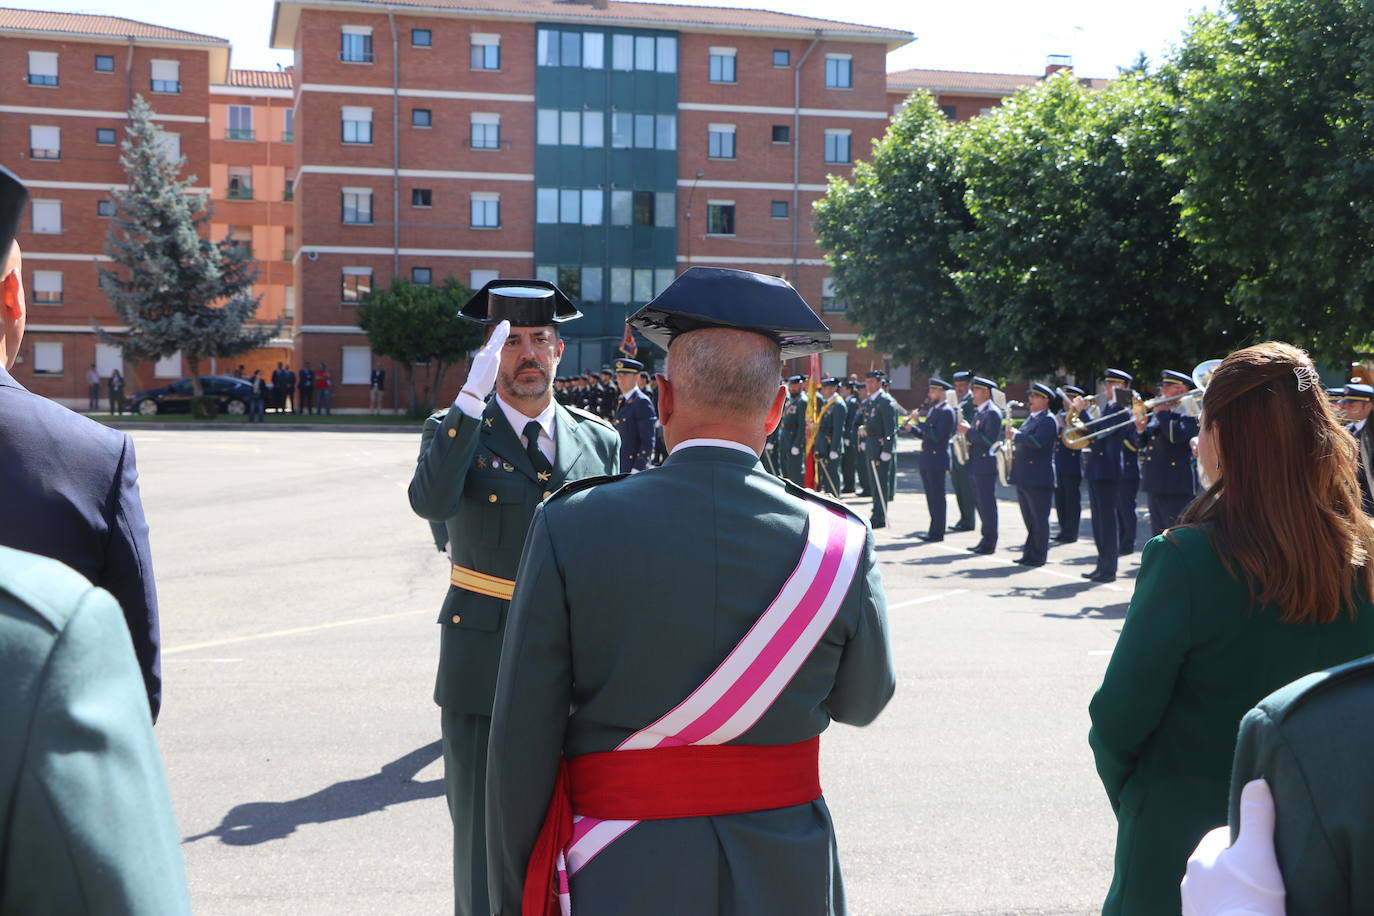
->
[553,499,867,914]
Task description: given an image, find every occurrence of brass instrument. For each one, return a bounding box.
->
[991,391,1016,487]
[948,388,970,465]
[1060,359,1220,449]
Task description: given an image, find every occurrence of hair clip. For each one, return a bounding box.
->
[1294,365,1320,392]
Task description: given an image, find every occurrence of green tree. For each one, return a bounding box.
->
[1171,0,1374,362]
[357,277,483,414]
[814,92,984,371]
[96,96,279,415]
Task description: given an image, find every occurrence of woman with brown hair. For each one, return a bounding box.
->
[1088,341,1374,916]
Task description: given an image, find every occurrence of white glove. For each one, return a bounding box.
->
[765,443,775,451]
[880,451,891,462]
[829,452,839,461]
[1181,779,1286,916]
[791,447,800,456]
[454,320,510,418]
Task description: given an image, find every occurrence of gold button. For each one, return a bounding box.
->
[447,428,456,438]
[488,493,498,503]
[543,491,552,500]
[451,615,461,624]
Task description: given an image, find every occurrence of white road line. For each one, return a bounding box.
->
[164,608,429,655]
[887,590,970,610]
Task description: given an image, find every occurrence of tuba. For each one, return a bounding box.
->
[991,391,1016,487]
[948,388,970,464]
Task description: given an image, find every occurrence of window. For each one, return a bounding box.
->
[95,343,123,378]
[772,124,790,143]
[31,200,60,234]
[632,191,655,226]
[471,269,499,290]
[471,112,500,149]
[559,189,580,224]
[821,351,849,378]
[612,34,633,71]
[411,187,432,207]
[824,129,852,164]
[582,111,604,148]
[470,32,500,69]
[32,342,62,375]
[634,114,655,149]
[773,49,790,67]
[560,110,580,145]
[341,26,373,63]
[581,189,602,226]
[31,270,62,304]
[708,48,736,83]
[536,29,582,67]
[557,266,582,300]
[411,28,432,47]
[227,167,252,199]
[537,110,558,146]
[341,106,372,143]
[284,286,295,319]
[227,105,253,140]
[227,226,252,259]
[341,266,373,303]
[632,268,653,302]
[940,105,958,121]
[284,171,296,200]
[821,277,848,313]
[341,188,373,224]
[610,267,631,303]
[825,54,852,89]
[150,59,180,93]
[283,108,295,142]
[471,192,500,228]
[611,113,631,149]
[536,188,558,224]
[635,35,654,70]
[411,108,432,128]
[771,200,789,219]
[655,114,676,150]
[610,190,631,226]
[655,191,675,228]
[656,36,677,73]
[29,126,59,160]
[27,51,57,86]
[159,132,181,162]
[341,346,372,385]
[411,266,432,285]
[708,124,736,159]
[95,54,114,72]
[583,267,603,302]
[96,127,117,145]
[583,32,604,69]
[153,353,182,378]
[707,201,735,235]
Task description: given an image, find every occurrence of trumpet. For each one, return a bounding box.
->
[1059,359,1219,450]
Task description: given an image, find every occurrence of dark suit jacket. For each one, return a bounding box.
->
[1354,421,1374,515]
[913,401,955,472]
[1083,402,1127,482]
[0,365,160,720]
[613,387,657,473]
[1009,410,1057,489]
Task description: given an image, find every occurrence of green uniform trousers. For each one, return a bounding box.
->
[442,709,491,916]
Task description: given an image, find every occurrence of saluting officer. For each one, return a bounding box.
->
[1137,369,1200,534]
[613,358,657,474]
[948,371,978,532]
[841,380,862,492]
[960,377,1003,554]
[1340,383,1374,515]
[780,375,808,484]
[861,370,898,528]
[408,280,619,916]
[812,376,847,496]
[879,376,900,498]
[1052,384,1085,543]
[1076,368,1132,583]
[912,378,956,541]
[1009,383,1058,566]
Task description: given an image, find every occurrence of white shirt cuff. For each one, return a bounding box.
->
[455,390,485,419]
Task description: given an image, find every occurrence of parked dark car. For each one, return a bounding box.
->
[130,376,252,416]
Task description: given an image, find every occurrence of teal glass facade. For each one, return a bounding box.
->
[533,23,679,371]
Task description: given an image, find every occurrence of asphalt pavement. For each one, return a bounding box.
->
[136,429,1143,915]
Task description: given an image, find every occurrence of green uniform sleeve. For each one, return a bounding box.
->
[825,528,896,726]
[409,408,483,522]
[486,508,573,915]
[1088,536,1192,812]
[1,588,190,915]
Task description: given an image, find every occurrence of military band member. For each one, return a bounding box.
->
[880,376,900,497]
[841,380,861,492]
[408,280,619,916]
[1053,384,1085,543]
[960,377,1003,554]
[1137,369,1200,534]
[1009,383,1058,566]
[1340,383,1374,515]
[862,370,898,529]
[912,378,956,541]
[486,266,894,916]
[613,358,657,473]
[813,376,847,496]
[780,374,808,484]
[948,371,978,532]
[1075,368,1132,583]
[1118,402,1143,555]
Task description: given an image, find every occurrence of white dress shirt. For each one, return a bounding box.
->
[496,394,556,465]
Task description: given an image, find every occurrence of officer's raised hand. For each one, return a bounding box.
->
[1180,778,1285,916]
[455,319,510,417]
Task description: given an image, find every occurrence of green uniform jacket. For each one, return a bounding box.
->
[814,394,847,459]
[408,398,619,715]
[1088,525,1374,916]
[1228,654,1374,916]
[861,391,898,460]
[0,546,189,915]
[487,446,895,915]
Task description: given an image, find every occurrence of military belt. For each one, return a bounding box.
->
[450,563,515,601]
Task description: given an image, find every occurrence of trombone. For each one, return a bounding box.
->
[1059,359,1220,450]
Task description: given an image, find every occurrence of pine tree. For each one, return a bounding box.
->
[96,95,279,414]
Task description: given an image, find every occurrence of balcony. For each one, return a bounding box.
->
[29,148,60,160]
[226,128,255,141]
[283,187,294,201]
[282,130,294,143]
[26,73,57,86]
[226,187,254,201]
[282,248,294,261]
[151,79,180,93]
[227,245,253,260]
[339,51,374,63]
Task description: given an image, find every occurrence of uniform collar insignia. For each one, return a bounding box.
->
[537,470,551,481]
[484,417,494,427]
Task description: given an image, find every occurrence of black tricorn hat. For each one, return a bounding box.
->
[627,267,830,359]
[458,279,581,326]
[0,167,29,264]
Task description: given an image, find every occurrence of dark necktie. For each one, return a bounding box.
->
[523,420,553,480]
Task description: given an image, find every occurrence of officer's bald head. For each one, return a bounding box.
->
[664,328,781,420]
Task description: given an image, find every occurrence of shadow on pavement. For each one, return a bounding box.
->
[184,741,444,846]
[1043,601,1130,620]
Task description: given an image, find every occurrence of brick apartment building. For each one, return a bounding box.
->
[887,57,1110,121]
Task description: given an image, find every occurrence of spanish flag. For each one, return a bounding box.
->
[804,353,822,489]
[618,323,637,358]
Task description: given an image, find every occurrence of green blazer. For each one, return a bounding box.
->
[815,394,847,459]
[862,392,898,460]
[486,446,895,915]
[1088,525,1374,916]
[1228,654,1374,916]
[409,398,618,716]
[0,546,189,915]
